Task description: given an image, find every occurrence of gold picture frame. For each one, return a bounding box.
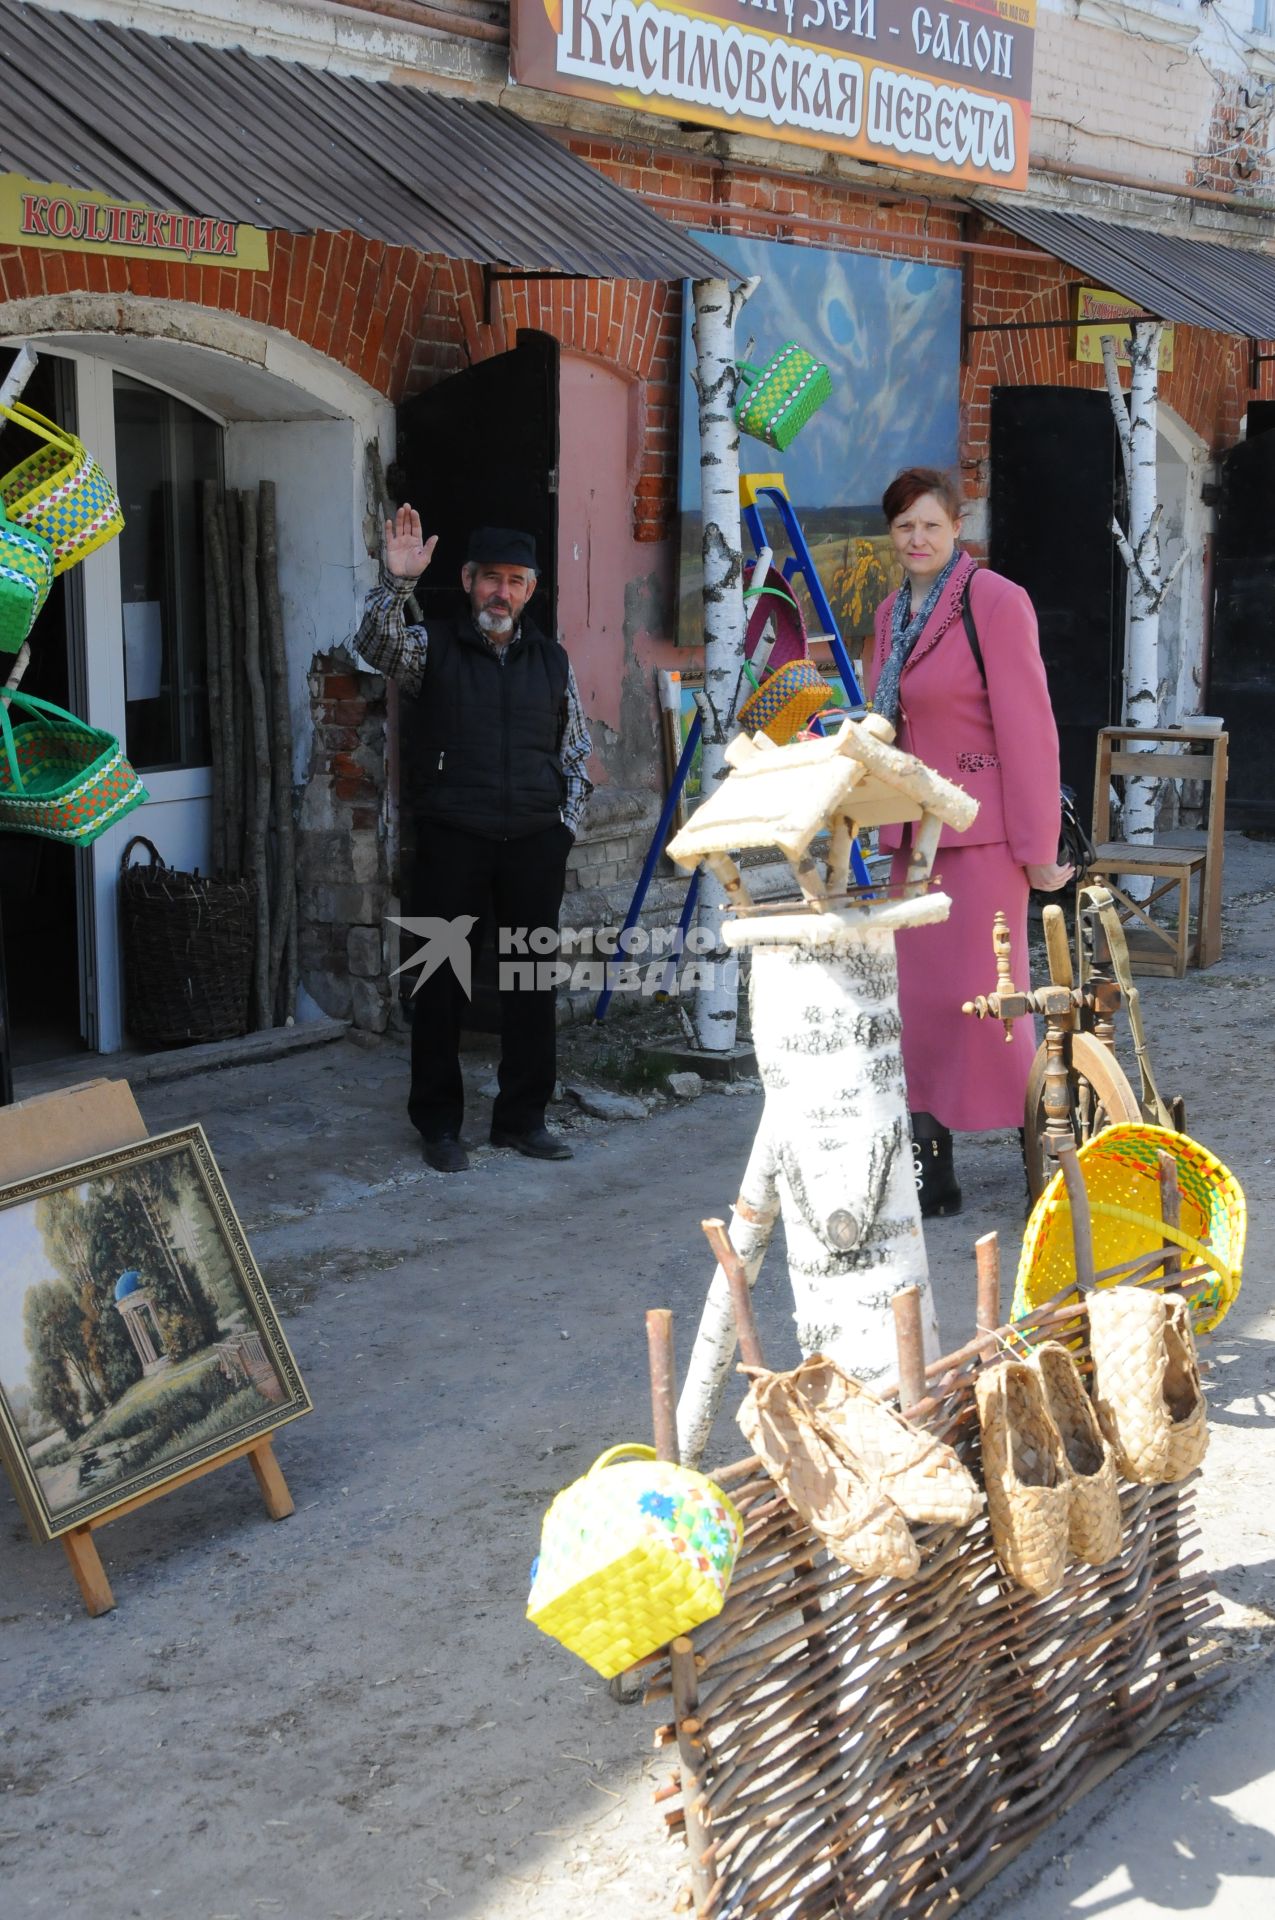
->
[0,1124,310,1543]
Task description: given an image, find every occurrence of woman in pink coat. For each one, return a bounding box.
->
[867,468,1070,1216]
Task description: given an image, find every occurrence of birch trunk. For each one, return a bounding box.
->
[690,276,754,1052]
[1102,323,1186,861]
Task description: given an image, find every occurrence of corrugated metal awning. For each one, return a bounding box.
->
[981,201,1275,339]
[0,0,733,281]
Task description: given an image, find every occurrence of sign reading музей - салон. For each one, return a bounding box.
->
[512,0,1035,188]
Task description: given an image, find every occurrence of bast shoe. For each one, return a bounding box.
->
[421,1133,470,1173]
[1033,1342,1122,1567]
[1088,1286,1208,1485]
[792,1355,983,1529]
[490,1125,573,1162]
[975,1360,1071,1598]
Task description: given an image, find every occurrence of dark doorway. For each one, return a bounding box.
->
[1210,429,1275,830]
[989,387,1127,829]
[0,350,86,1069]
[393,332,561,1034]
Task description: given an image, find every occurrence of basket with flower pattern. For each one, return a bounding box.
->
[1013,1123,1244,1336]
[735,342,833,452]
[0,401,124,576]
[0,687,148,846]
[527,1444,744,1678]
[0,496,53,654]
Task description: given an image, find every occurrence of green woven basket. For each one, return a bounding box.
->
[0,686,147,845]
[0,497,53,654]
[736,342,833,451]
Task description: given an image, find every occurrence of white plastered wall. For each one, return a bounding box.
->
[1155,403,1212,727]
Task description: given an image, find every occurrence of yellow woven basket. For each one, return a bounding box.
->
[527,1444,744,1678]
[738,658,828,745]
[1012,1123,1245,1335]
[0,401,125,576]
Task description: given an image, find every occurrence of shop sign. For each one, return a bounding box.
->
[1073,285,1174,369]
[511,0,1035,190]
[0,174,270,271]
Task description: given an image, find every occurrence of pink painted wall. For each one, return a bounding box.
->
[557,352,695,793]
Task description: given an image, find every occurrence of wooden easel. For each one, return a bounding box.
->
[0,1079,295,1616]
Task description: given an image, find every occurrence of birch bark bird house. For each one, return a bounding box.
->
[667,713,980,1457]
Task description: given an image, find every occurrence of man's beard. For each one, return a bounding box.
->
[476,603,514,638]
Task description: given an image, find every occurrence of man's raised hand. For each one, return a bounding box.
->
[384,504,438,581]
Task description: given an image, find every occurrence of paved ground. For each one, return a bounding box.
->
[1,834,1273,1919]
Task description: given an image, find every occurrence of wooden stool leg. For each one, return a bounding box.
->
[1175,873,1189,978]
[247,1439,294,1519]
[62,1526,115,1616]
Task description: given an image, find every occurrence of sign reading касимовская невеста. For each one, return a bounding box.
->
[512,0,1035,190]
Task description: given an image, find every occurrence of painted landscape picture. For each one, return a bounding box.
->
[0,1126,309,1540]
[677,231,961,655]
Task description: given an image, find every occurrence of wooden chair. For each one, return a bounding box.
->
[1085,726,1228,977]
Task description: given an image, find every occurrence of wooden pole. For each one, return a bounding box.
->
[975,1232,1001,1335]
[1158,1150,1182,1283]
[1055,1140,1097,1294]
[240,491,273,1029]
[259,480,297,1023]
[701,1217,765,1368]
[647,1309,680,1465]
[892,1286,928,1413]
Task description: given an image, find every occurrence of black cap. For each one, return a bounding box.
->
[466,526,538,570]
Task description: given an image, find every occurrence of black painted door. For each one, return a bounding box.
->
[989,387,1126,829]
[394,329,559,634]
[1210,430,1275,830]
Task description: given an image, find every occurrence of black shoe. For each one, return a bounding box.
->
[489,1126,573,1162]
[421,1134,470,1173]
[911,1113,961,1218]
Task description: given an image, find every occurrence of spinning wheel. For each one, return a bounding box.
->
[1022,1029,1141,1202]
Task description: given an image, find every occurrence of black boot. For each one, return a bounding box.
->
[911,1112,961,1218]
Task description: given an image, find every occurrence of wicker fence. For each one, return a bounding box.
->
[645,1276,1224,1919]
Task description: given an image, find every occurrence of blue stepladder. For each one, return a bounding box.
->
[592,474,872,1021]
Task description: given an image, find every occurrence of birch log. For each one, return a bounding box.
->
[1102,324,1187,865]
[689,275,755,1053]
[239,491,273,1029]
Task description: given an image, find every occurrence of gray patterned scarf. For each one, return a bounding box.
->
[873,550,963,730]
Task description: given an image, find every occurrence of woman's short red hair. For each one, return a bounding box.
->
[882,467,962,524]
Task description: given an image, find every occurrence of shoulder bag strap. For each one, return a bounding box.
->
[960,572,987,687]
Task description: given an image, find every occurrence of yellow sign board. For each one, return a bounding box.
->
[1074,286,1174,369]
[0,174,270,271]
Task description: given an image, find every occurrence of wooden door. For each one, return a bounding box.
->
[1210,428,1275,830]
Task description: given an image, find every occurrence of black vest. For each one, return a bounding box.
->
[402,613,571,840]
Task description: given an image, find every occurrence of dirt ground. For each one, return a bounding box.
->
[1,834,1273,1920]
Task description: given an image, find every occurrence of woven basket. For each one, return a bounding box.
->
[0,687,146,845]
[735,342,833,451]
[738,658,828,745]
[1033,1343,1122,1567]
[744,560,807,672]
[1013,1123,1244,1334]
[0,401,124,575]
[527,1444,743,1679]
[738,1366,920,1580]
[119,836,254,1046]
[1088,1287,1208,1485]
[0,497,53,654]
[975,1362,1071,1598]
[793,1355,983,1529]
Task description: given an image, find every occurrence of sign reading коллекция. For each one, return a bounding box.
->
[512,0,1035,190]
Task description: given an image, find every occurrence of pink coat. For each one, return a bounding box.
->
[868,554,1062,865]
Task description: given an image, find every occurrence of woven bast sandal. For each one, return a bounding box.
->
[975,1361,1072,1598]
[1032,1344,1122,1567]
[738,1369,920,1581]
[790,1355,983,1529]
[1089,1287,1208,1484]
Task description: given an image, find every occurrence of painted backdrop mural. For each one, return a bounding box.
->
[677,232,960,655]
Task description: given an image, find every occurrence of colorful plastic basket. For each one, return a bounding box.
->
[1013,1123,1245,1335]
[0,496,53,653]
[0,687,148,846]
[735,342,833,452]
[0,401,124,576]
[744,560,807,672]
[739,657,828,745]
[527,1444,744,1678]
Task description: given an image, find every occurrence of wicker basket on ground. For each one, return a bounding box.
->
[119,836,255,1046]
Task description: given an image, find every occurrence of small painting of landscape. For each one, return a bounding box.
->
[677,231,961,654]
[0,1126,309,1541]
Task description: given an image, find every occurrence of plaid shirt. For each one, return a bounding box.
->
[354,573,594,836]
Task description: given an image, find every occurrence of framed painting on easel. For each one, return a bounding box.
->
[0,1123,310,1545]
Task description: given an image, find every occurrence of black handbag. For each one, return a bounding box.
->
[959,576,1094,874]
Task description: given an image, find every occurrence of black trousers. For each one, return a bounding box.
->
[407,820,571,1140]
